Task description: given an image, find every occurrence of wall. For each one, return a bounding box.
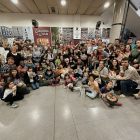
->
[0,7,113,28]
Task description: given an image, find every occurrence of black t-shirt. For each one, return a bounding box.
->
[45,69,53,77]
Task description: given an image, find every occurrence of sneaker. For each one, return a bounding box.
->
[119,94,125,98]
[10,104,18,108]
[103,101,110,107]
[64,86,67,89]
[133,94,140,99]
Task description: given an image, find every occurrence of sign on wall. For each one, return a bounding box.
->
[22,27,34,42]
[0,26,14,38]
[12,27,23,40]
[32,27,52,46]
[81,28,88,41]
[73,27,81,39]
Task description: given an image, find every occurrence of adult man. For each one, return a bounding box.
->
[74,58,85,73]
[117,57,140,98]
[115,39,120,47]
[116,47,123,63]
[127,38,136,50]
[87,39,98,55]
[1,57,16,78]
[87,39,98,69]
[129,40,140,69]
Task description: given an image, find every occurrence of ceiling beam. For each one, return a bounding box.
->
[92,0,106,15]
[57,0,59,14]
[33,0,41,14]
[83,0,95,15]
[67,0,70,14]
[75,0,83,14]
[20,0,32,13]
[45,0,50,14]
[0,3,14,13]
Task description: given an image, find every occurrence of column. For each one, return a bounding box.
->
[110,0,130,43]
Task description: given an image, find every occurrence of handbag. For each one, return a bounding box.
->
[106,93,118,104]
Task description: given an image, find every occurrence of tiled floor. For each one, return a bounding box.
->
[1,84,140,140]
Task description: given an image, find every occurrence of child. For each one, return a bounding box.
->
[85,74,99,99]
[2,81,24,108]
[37,66,45,78]
[74,65,83,80]
[82,67,90,85]
[55,55,61,68]
[69,56,75,69]
[64,73,80,91]
[26,66,39,90]
[34,62,40,73]
[25,58,35,69]
[45,65,53,80]
[52,73,61,87]
[100,80,122,107]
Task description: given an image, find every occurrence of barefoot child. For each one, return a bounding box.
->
[85,74,99,99]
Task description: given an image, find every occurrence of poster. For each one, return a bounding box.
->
[12,27,23,40]
[32,27,52,46]
[0,26,13,38]
[81,28,88,41]
[73,27,81,39]
[62,27,73,44]
[95,28,101,37]
[22,27,34,42]
[88,28,95,40]
[102,28,110,39]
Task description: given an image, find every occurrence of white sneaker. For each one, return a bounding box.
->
[133,94,140,99]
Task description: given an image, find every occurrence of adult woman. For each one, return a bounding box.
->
[109,59,121,91]
[91,49,99,69]
[46,59,55,71]
[123,44,131,58]
[81,48,87,66]
[21,45,32,59]
[33,46,41,63]
[1,57,16,78]
[62,45,69,58]
[113,45,117,52]
[60,55,66,67]
[120,43,125,55]
[7,68,30,94]
[53,45,59,58]
[107,43,113,55]
[94,61,109,88]
[69,49,74,57]
[7,46,22,66]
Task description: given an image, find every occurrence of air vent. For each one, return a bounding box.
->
[51,7,55,13]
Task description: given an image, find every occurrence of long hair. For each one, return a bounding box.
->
[124,44,131,53]
[109,59,120,70]
[9,67,20,80]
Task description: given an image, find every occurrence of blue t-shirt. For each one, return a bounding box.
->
[93,46,98,51]
[25,63,35,68]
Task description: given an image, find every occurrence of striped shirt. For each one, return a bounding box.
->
[123,65,140,84]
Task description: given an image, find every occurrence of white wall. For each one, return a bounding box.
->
[0,9,113,28]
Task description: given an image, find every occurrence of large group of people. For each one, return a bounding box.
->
[0,37,140,108]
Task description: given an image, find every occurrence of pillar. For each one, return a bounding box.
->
[110,0,130,43]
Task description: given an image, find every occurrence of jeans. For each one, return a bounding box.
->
[30,82,39,90]
[86,87,98,99]
[45,75,54,80]
[120,79,139,95]
[0,85,3,99]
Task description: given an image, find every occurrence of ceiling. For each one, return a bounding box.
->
[130,0,140,10]
[0,0,116,15]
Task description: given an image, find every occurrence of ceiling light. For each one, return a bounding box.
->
[104,2,109,8]
[61,0,66,6]
[12,0,18,4]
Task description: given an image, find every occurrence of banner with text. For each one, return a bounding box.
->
[32,27,52,46]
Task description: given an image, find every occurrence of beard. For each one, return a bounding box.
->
[137,46,140,49]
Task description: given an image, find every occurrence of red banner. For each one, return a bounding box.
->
[32,27,52,46]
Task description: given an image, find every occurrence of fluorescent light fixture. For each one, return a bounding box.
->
[61,0,66,5]
[104,2,109,8]
[12,0,18,4]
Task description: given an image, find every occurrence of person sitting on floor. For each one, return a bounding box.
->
[99,80,122,107]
